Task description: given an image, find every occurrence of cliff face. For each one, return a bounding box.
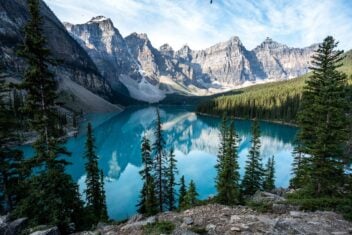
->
[66,17,317,103]
[0,1,119,112]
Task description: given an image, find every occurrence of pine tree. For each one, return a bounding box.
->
[297,36,350,196]
[185,180,198,208]
[0,76,25,213]
[178,175,187,210]
[84,122,106,223]
[137,135,158,216]
[242,119,264,196]
[263,156,275,191]
[289,144,310,189]
[166,147,178,211]
[14,1,84,231]
[152,108,167,212]
[216,120,241,205]
[100,170,108,221]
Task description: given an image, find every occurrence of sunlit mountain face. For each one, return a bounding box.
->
[21,106,297,220]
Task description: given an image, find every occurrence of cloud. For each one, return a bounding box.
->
[44,0,352,50]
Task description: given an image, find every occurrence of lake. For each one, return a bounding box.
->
[21,106,297,220]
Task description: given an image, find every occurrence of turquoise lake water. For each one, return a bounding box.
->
[21,106,297,220]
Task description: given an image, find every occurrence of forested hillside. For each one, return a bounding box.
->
[197,50,352,123]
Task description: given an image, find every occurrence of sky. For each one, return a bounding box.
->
[45,0,352,51]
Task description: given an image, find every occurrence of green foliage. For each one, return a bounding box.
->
[185,180,199,208]
[215,118,241,205]
[14,1,85,232]
[178,175,187,210]
[0,74,26,213]
[196,50,352,124]
[152,108,168,212]
[84,123,108,223]
[286,195,352,221]
[241,120,264,196]
[245,201,272,213]
[165,148,178,211]
[263,156,275,191]
[297,36,350,197]
[143,221,175,235]
[137,135,158,216]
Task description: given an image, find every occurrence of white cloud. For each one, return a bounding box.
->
[44,0,352,51]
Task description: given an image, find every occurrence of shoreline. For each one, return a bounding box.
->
[196,112,298,127]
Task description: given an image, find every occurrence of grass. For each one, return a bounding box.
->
[143,221,175,235]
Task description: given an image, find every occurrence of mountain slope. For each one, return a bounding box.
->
[0,0,120,112]
[197,50,352,123]
[65,17,318,103]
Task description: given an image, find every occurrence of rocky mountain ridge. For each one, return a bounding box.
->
[0,0,120,113]
[65,16,318,103]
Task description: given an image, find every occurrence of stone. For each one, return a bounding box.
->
[127,214,143,223]
[30,226,60,235]
[252,191,286,204]
[290,211,303,218]
[205,224,216,231]
[6,217,28,235]
[272,203,288,214]
[230,226,241,231]
[121,216,156,230]
[230,215,241,223]
[183,217,194,225]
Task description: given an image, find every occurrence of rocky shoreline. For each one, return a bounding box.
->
[72,204,352,235]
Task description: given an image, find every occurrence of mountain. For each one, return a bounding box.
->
[0,0,120,113]
[66,17,318,103]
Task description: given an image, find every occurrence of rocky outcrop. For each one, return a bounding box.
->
[0,215,28,235]
[0,1,119,112]
[75,204,352,235]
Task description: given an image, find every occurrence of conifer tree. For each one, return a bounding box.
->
[297,36,350,196]
[14,0,84,231]
[242,119,264,196]
[0,76,25,213]
[263,156,275,191]
[137,135,158,216]
[186,180,198,208]
[166,147,178,211]
[178,175,187,210]
[84,122,106,223]
[100,170,108,221]
[289,144,310,189]
[152,108,167,212]
[216,120,241,205]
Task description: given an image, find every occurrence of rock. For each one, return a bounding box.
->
[240,224,249,230]
[205,224,216,231]
[331,232,349,235]
[5,217,28,235]
[230,215,241,223]
[289,211,303,218]
[230,226,241,231]
[127,214,143,223]
[121,216,156,230]
[96,222,108,229]
[30,226,60,235]
[272,203,288,214]
[183,217,194,225]
[252,191,286,204]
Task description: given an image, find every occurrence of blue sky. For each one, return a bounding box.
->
[45,0,352,51]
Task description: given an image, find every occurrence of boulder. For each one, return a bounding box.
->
[4,217,28,235]
[251,191,286,204]
[30,226,60,235]
[183,217,194,225]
